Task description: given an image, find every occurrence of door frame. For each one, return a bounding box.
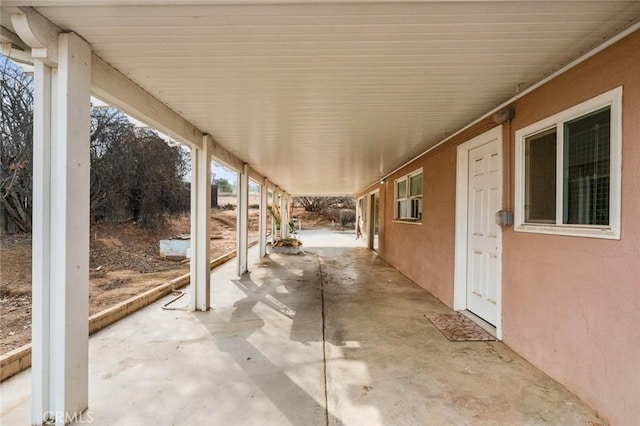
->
[368,190,380,251]
[454,126,503,339]
[356,195,367,242]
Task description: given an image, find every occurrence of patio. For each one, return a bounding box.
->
[0,230,602,425]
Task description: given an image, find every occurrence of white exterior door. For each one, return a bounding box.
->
[466,140,500,325]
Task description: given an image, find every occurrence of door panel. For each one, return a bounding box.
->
[466,140,499,325]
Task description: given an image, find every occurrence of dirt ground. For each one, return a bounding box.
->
[0,198,342,355]
[0,204,260,354]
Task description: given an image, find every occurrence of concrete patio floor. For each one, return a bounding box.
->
[1,230,603,425]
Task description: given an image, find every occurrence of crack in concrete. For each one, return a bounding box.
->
[317,254,330,426]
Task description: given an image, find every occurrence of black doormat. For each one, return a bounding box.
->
[424,313,496,342]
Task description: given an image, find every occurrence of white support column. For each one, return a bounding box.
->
[190,135,211,311]
[287,195,292,235]
[29,32,91,425]
[31,55,53,426]
[285,195,290,237]
[287,196,293,233]
[280,192,288,239]
[259,177,269,257]
[51,33,91,424]
[272,187,279,243]
[237,164,249,275]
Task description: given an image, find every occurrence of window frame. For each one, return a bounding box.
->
[394,168,423,223]
[514,87,622,239]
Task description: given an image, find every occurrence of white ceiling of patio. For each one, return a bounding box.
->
[2,1,640,194]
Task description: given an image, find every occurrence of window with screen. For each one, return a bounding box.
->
[563,107,611,226]
[514,87,621,239]
[395,169,422,221]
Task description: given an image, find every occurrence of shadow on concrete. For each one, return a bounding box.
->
[195,253,344,426]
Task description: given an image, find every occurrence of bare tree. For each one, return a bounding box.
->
[90,107,136,216]
[89,110,189,228]
[1,57,189,232]
[121,127,189,227]
[0,59,33,232]
[294,196,355,213]
[295,197,331,213]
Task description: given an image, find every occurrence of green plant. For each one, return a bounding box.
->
[267,204,281,230]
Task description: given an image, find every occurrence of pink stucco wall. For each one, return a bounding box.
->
[367,119,496,306]
[360,30,640,425]
[502,31,640,425]
[382,147,457,305]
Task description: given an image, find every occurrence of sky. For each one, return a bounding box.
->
[212,162,237,184]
